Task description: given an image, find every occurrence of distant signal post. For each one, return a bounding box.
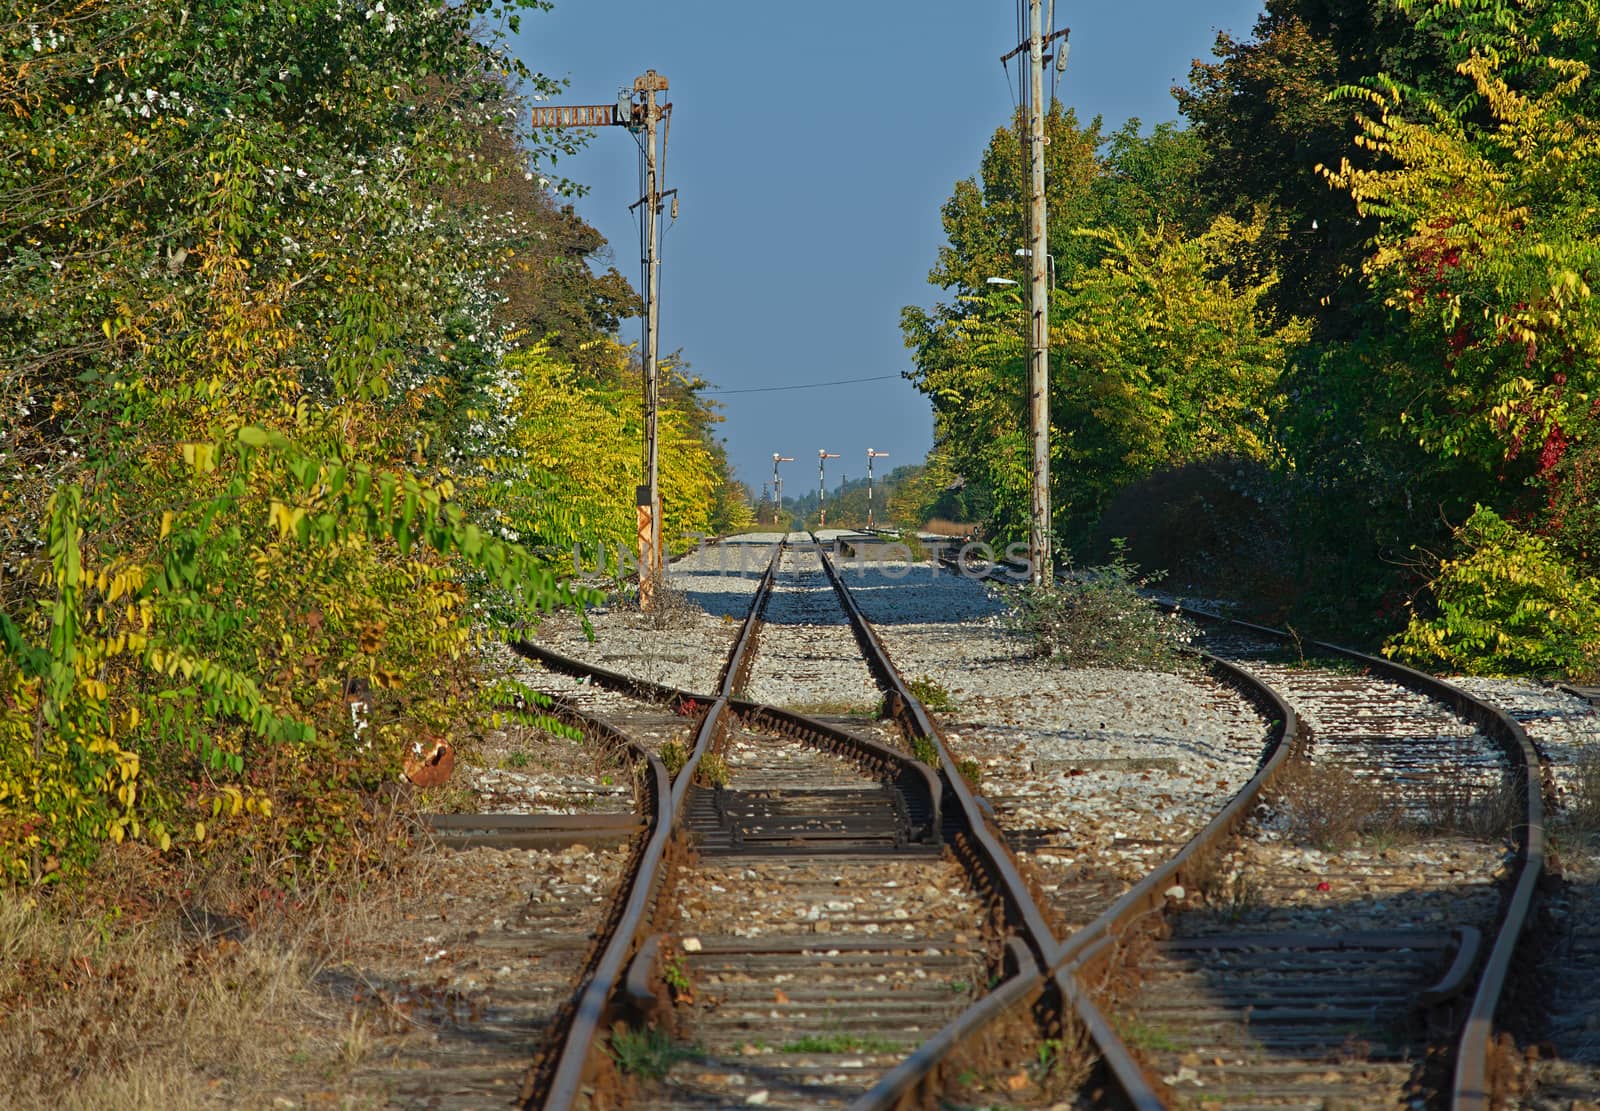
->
[817,450,841,530]
[866,448,888,530]
[533,72,675,609]
[772,454,794,527]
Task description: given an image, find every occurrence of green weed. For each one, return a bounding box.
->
[608,1025,695,1080]
[781,1032,901,1055]
[907,675,955,713]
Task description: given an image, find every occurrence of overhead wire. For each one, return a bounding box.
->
[700,374,904,396]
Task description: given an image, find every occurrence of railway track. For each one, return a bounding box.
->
[825,545,1546,1108]
[471,532,1549,1110]
[514,534,1059,1109]
[1065,612,1543,1110]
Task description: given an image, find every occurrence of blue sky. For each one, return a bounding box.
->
[509,2,1266,499]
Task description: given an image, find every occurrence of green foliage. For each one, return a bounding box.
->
[1388,506,1600,678]
[907,676,955,713]
[607,1025,694,1080]
[909,735,941,769]
[696,752,731,790]
[907,195,1304,544]
[781,1032,901,1055]
[0,0,682,886]
[659,739,689,778]
[1004,546,1195,670]
[461,342,737,561]
[1324,16,1600,479]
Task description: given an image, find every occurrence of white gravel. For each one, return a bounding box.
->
[1447,676,1600,813]
[745,539,882,710]
[521,536,778,694]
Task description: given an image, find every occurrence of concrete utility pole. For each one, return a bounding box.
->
[634,70,671,608]
[866,449,888,530]
[817,450,840,530]
[771,453,793,527]
[1025,0,1052,587]
[532,72,675,609]
[1004,4,1066,587]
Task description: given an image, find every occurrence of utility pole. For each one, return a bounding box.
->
[632,70,671,608]
[1003,4,1066,587]
[866,448,888,530]
[772,453,793,529]
[533,72,676,608]
[817,450,840,530]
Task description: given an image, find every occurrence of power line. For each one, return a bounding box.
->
[702,374,903,395]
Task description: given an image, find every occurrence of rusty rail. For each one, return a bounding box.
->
[524,539,785,1109]
[1170,606,1546,1111]
[813,534,1062,973]
[824,543,1316,1107]
[514,699,673,1106]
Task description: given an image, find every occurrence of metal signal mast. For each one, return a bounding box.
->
[532,71,675,608]
[866,448,889,530]
[771,453,794,527]
[817,450,841,529]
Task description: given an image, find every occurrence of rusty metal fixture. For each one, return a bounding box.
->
[403,738,454,786]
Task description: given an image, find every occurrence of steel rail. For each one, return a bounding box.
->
[528,539,785,1109]
[1172,605,1546,1111]
[812,534,1063,972]
[1039,651,1305,1109]
[917,545,1319,1105]
[510,639,711,712]
[849,938,1045,1111]
[514,697,673,1106]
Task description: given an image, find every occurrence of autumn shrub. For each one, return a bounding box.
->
[1387,506,1600,679]
[1267,760,1405,851]
[1005,546,1195,669]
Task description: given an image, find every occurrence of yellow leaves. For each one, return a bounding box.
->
[180,441,216,475]
[356,622,386,655]
[194,822,205,842]
[160,510,173,540]
[268,499,306,539]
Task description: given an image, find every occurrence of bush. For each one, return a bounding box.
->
[1004,545,1194,670]
[1387,506,1600,679]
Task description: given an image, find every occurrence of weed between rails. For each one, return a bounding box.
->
[609,1025,698,1080]
[1004,544,1196,671]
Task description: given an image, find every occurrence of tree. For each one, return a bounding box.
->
[1323,7,1600,496]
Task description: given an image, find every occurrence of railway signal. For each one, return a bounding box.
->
[533,71,675,609]
[817,450,841,529]
[866,448,888,530]
[771,453,794,527]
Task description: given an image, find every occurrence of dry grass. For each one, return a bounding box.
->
[1567,748,1600,838]
[0,839,441,1110]
[1266,760,1406,851]
[1415,777,1524,839]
